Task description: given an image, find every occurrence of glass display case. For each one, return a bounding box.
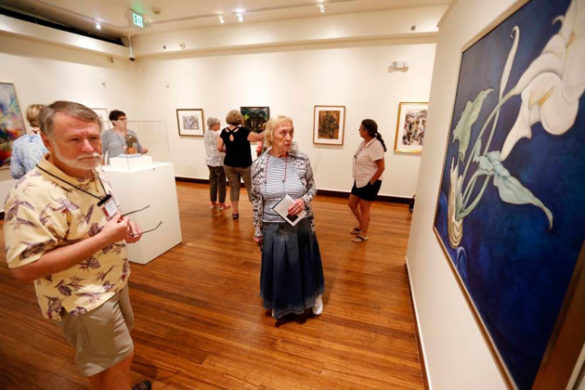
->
[103,120,170,170]
[102,120,182,264]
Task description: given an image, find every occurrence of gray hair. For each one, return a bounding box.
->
[264,115,293,148]
[207,117,220,128]
[40,101,101,137]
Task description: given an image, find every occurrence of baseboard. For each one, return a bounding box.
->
[405,260,431,390]
[175,177,209,184]
[175,177,411,205]
[317,189,411,204]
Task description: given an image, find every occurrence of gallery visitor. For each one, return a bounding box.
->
[217,109,264,220]
[204,116,229,210]
[4,101,150,390]
[10,104,48,179]
[348,119,386,243]
[251,115,325,319]
[101,109,148,163]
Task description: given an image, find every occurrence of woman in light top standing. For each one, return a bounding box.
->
[204,117,229,210]
[101,110,148,163]
[217,109,264,220]
[251,115,324,319]
[348,119,386,243]
[10,104,48,179]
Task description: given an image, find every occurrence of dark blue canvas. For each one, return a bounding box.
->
[433,0,585,388]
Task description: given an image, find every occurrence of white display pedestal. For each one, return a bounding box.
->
[103,162,182,264]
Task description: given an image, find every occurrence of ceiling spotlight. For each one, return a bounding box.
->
[95,21,101,30]
[218,15,225,24]
[319,5,325,13]
[236,12,244,22]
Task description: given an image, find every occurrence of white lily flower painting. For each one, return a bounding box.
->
[433,0,585,388]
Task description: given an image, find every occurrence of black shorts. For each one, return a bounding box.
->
[351,180,381,201]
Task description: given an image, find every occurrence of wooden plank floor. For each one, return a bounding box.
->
[0,181,423,389]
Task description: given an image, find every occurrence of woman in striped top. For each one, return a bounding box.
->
[251,115,325,320]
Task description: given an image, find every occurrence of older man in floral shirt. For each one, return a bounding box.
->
[3,101,150,390]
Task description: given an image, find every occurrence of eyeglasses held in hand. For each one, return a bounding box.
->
[130,221,163,237]
[121,205,151,217]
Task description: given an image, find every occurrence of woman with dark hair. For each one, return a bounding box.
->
[348,119,386,243]
[101,110,148,163]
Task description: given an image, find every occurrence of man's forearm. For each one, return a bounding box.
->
[10,233,112,282]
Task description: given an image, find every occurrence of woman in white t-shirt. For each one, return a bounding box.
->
[348,119,386,243]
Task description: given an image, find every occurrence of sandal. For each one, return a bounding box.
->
[232,213,239,220]
[351,235,369,243]
[350,227,362,235]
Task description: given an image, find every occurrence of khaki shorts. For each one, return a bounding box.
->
[59,287,134,377]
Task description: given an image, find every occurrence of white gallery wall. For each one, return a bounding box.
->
[134,41,436,197]
[405,0,519,389]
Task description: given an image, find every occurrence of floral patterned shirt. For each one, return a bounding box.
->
[204,129,225,167]
[3,156,130,321]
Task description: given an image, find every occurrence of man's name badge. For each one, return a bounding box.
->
[99,194,118,218]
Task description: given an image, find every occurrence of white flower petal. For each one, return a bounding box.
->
[563,34,585,100]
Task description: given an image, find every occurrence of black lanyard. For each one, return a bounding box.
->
[36,164,111,206]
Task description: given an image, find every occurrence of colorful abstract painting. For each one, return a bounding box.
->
[0,83,26,168]
[433,0,585,388]
[240,106,269,134]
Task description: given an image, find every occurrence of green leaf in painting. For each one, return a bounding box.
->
[452,88,494,161]
[486,152,553,229]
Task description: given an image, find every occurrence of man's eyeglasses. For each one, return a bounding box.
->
[121,205,163,237]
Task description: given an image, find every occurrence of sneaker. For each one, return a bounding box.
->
[351,235,369,243]
[209,201,217,208]
[312,295,323,315]
[350,227,362,235]
[218,203,231,210]
[132,380,152,390]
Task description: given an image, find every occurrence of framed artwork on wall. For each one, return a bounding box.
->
[394,102,428,154]
[432,0,585,389]
[176,108,205,137]
[91,108,109,131]
[0,82,26,169]
[240,106,269,133]
[313,105,345,145]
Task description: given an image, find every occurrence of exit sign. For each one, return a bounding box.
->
[132,12,144,28]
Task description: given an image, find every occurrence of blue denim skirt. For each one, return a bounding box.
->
[260,218,325,319]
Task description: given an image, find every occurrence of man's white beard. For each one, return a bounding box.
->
[53,143,101,172]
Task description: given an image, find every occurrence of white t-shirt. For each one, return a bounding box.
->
[352,138,385,188]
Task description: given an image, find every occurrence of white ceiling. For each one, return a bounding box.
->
[1,0,450,40]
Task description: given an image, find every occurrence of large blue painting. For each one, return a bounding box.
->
[433,0,585,388]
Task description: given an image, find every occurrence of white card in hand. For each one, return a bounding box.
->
[272,194,306,226]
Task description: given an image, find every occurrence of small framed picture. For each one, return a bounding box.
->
[176,108,205,137]
[313,105,345,145]
[394,102,428,154]
[91,108,109,131]
[241,106,270,133]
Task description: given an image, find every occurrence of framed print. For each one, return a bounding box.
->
[176,108,204,137]
[0,82,26,169]
[394,102,428,154]
[313,105,345,145]
[91,108,109,131]
[432,0,585,388]
[240,106,269,133]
